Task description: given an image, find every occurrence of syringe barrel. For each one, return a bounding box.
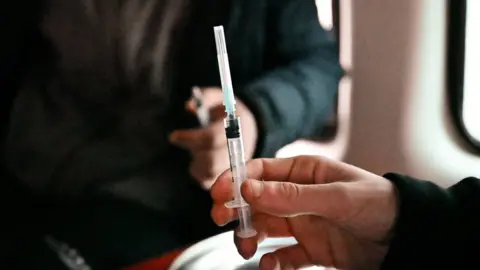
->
[227,138,247,204]
[237,205,255,238]
[225,116,248,205]
[224,116,257,238]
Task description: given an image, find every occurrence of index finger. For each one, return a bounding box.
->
[211,156,324,203]
[170,121,225,150]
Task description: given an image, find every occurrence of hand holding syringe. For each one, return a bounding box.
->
[213,26,257,238]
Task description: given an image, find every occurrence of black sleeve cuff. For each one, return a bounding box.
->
[235,84,282,158]
[380,173,464,269]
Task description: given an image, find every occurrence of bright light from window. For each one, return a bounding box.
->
[463,0,480,141]
[316,0,333,30]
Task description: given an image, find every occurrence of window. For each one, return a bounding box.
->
[462,1,480,141]
[448,0,480,151]
[311,0,340,141]
[316,0,334,31]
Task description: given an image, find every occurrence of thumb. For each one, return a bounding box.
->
[241,179,347,220]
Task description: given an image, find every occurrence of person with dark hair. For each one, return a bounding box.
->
[1,0,341,268]
[211,156,479,270]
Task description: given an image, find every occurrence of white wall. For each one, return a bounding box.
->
[278,0,480,187]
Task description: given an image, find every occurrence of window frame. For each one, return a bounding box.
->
[447,0,480,153]
[312,0,341,141]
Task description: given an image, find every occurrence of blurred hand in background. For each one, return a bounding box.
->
[170,87,258,189]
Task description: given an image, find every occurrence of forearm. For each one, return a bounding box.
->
[235,0,342,158]
[237,48,342,158]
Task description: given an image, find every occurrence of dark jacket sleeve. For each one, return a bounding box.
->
[380,174,480,269]
[234,0,343,158]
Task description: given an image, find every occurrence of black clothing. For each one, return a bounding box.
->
[1,173,232,269]
[381,174,480,269]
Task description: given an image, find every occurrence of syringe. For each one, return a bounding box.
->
[213,25,257,239]
[45,235,91,270]
[192,86,210,127]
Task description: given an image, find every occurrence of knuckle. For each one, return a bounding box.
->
[204,158,217,177]
[201,179,215,190]
[205,167,217,178]
[210,151,228,178]
[190,161,208,181]
[332,182,349,201]
[214,132,226,147]
[203,166,216,179]
[201,131,216,148]
[247,159,263,177]
[278,182,300,201]
[189,166,202,181]
[329,182,352,220]
[193,153,215,176]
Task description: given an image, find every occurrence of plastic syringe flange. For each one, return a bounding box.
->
[225,199,248,208]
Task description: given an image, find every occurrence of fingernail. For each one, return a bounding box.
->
[241,248,255,260]
[245,251,255,260]
[248,179,264,198]
[238,240,256,260]
[262,254,280,270]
